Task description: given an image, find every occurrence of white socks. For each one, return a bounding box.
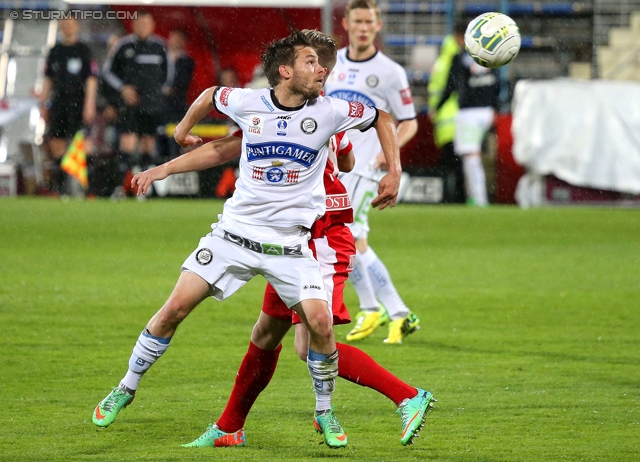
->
[119,329,171,391]
[352,247,410,320]
[348,257,379,310]
[462,154,488,206]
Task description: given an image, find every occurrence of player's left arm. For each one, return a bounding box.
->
[174,86,218,147]
[132,134,241,196]
[371,110,401,210]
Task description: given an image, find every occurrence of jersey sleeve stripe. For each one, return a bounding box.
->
[360,108,379,132]
[212,86,224,115]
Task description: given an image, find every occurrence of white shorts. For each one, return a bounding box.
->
[454,107,495,155]
[181,215,327,308]
[338,173,379,240]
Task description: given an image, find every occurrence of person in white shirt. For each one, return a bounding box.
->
[91,30,402,449]
[324,0,420,345]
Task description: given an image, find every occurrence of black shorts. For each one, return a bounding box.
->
[117,105,161,136]
[48,100,84,139]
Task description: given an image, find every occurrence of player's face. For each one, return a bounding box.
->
[134,15,155,40]
[59,18,79,38]
[290,46,326,99]
[343,8,382,52]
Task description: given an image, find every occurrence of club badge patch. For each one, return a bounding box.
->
[195,248,213,265]
[252,164,299,185]
[300,117,317,134]
[366,75,379,87]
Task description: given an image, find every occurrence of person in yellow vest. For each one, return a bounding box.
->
[428,22,465,203]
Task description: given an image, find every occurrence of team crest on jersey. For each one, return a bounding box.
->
[247,115,264,135]
[195,248,213,265]
[348,102,365,118]
[300,118,317,134]
[252,165,299,185]
[366,75,379,87]
[220,87,234,106]
[124,48,135,58]
[276,119,288,136]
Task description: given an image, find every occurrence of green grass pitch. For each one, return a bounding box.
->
[1,197,639,461]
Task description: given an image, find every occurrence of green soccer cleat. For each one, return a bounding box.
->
[313,408,348,448]
[346,307,389,341]
[398,388,436,446]
[92,386,134,427]
[181,423,246,448]
[383,311,420,344]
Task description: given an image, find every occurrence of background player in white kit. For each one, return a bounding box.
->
[324,0,421,344]
[92,30,402,448]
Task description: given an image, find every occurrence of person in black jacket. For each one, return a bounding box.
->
[434,36,499,207]
[102,11,168,199]
[39,17,97,194]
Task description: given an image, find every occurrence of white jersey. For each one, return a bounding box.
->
[325,48,417,180]
[213,87,378,228]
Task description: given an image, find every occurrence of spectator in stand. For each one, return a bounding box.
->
[160,28,194,161]
[102,11,169,199]
[218,67,240,88]
[163,28,194,122]
[428,21,465,204]
[433,25,500,207]
[39,17,97,195]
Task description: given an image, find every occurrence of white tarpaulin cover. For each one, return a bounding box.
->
[512,79,640,195]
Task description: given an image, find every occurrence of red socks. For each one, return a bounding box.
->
[216,341,282,433]
[216,340,416,433]
[336,342,417,406]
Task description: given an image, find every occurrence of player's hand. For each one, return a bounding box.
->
[371,171,400,210]
[39,105,49,123]
[121,85,139,106]
[131,165,168,196]
[174,123,203,148]
[373,151,388,170]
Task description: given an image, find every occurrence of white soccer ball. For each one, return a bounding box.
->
[464,12,521,68]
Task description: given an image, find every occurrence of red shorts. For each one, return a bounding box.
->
[261,223,355,325]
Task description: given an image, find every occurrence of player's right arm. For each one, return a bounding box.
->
[132,134,241,196]
[371,109,402,210]
[174,86,218,148]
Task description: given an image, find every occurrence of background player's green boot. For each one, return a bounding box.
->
[384,311,420,344]
[346,307,389,341]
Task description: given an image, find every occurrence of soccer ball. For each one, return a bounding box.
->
[464,12,521,68]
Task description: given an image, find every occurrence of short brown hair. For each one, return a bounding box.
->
[300,29,337,72]
[345,0,381,20]
[261,30,312,87]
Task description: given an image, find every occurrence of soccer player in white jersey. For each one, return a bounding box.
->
[324,0,421,344]
[91,30,402,448]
